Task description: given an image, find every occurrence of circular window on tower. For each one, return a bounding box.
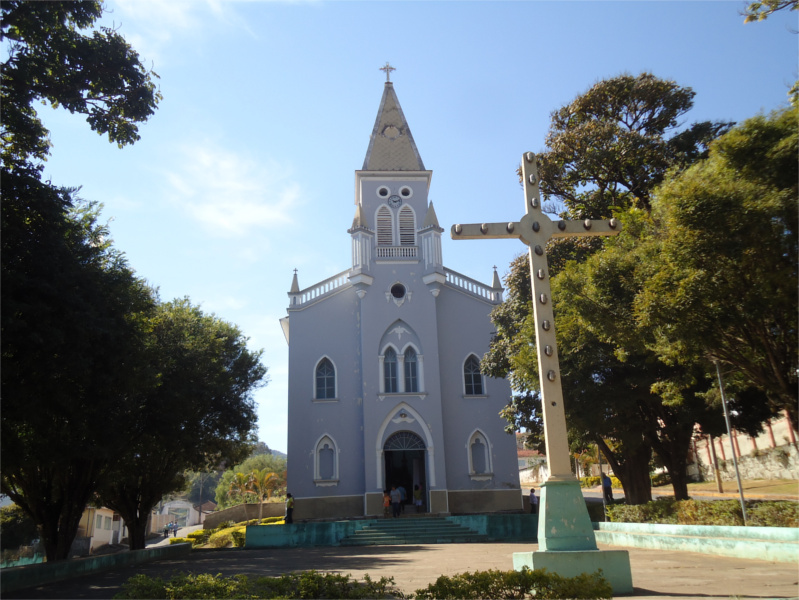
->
[390,283,406,299]
[400,186,413,199]
[377,186,390,198]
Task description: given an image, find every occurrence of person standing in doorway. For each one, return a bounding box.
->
[413,484,423,513]
[285,493,294,524]
[398,485,407,513]
[390,485,401,518]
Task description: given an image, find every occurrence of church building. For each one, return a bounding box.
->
[281,76,522,519]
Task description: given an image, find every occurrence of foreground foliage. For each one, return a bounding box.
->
[415,567,611,599]
[607,498,798,527]
[114,571,403,599]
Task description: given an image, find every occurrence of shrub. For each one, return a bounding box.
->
[260,516,285,525]
[414,567,611,599]
[580,476,600,488]
[186,530,212,546]
[231,527,246,548]
[169,537,191,545]
[208,529,234,548]
[606,498,798,527]
[114,571,402,599]
[650,472,671,487]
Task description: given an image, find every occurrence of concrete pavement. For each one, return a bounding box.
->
[6,541,798,599]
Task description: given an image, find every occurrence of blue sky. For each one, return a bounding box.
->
[38,1,796,454]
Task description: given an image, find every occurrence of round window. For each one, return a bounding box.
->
[400,186,412,198]
[378,186,390,197]
[390,284,406,299]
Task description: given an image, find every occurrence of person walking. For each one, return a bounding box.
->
[602,473,614,503]
[413,484,423,513]
[285,493,294,524]
[529,487,539,514]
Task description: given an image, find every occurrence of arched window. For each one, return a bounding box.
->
[314,435,339,483]
[377,206,393,246]
[315,358,335,400]
[464,354,484,395]
[404,348,418,393]
[399,206,415,246]
[468,431,492,478]
[384,348,398,393]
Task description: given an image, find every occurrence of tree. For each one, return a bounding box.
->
[1,0,161,172]
[1,1,162,561]
[215,452,288,510]
[0,504,39,552]
[248,469,280,520]
[742,0,798,22]
[487,74,731,502]
[1,195,156,561]
[97,300,267,550]
[638,105,798,431]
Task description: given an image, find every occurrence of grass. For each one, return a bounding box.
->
[653,479,798,498]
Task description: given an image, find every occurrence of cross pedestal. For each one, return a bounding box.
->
[452,152,632,594]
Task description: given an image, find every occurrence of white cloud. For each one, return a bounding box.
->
[164,142,302,237]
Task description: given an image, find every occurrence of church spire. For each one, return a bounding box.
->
[362,70,425,171]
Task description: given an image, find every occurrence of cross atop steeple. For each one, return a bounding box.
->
[379,62,396,82]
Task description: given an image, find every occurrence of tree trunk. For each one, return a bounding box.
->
[124,514,149,551]
[599,437,652,504]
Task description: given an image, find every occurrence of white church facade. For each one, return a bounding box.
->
[281,79,522,519]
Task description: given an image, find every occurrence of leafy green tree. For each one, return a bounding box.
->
[97,300,267,550]
[0,504,39,551]
[638,105,798,431]
[215,452,288,509]
[1,0,161,562]
[487,74,733,501]
[1,0,161,172]
[1,195,156,561]
[742,0,798,22]
[185,469,224,506]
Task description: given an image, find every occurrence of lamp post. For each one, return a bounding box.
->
[715,360,747,525]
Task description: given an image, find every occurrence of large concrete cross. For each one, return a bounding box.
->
[451,151,632,592]
[451,151,620,480]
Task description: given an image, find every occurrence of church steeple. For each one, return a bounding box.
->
[362,80,425,171]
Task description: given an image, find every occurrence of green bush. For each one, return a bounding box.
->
[114,570,402,599]
[580,476,600,488]
[607,498,798,527]
[186,530,212,546]
[259,516,285,525]
[650,472,671,487]
[414,567,611,599]
[168,537,190,545]
[231,527,246,547]
[208,529,233,548]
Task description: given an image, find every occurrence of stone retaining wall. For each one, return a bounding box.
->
[699,444,798,482]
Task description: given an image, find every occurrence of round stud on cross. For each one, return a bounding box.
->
[454,224,462,235]
[525,152,535,163]
[542,320,550,331]
[532,221,540,233]
[539,294,548,304]
[558,221,566,231]
[480,223,488,234]
[547,370,557,381]
[506,222,515,233]
[528,174,537,185]
[534,245,544,256]
[583,219,592,230]
[544,345,553,356]
[530,197,539,209]
[609,218,617,229]
[537,269,546,280]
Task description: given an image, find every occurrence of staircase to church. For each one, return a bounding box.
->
[339,517,489,546]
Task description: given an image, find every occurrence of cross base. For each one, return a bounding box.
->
[513,549,633,595]
[514,478,633,594]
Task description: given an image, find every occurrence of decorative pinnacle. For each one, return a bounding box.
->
[380,62,396,82]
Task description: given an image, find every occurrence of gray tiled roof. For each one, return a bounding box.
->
[362,83,425,171]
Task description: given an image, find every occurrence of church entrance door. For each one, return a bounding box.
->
[384,431,427,513]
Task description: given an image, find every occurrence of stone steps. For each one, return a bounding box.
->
[339,517,489,546]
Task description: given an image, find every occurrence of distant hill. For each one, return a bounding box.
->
[270,449,287,460]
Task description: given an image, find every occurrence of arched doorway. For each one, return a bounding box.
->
[384,431,427,512]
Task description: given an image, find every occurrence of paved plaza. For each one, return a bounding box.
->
[6,541,798,600]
